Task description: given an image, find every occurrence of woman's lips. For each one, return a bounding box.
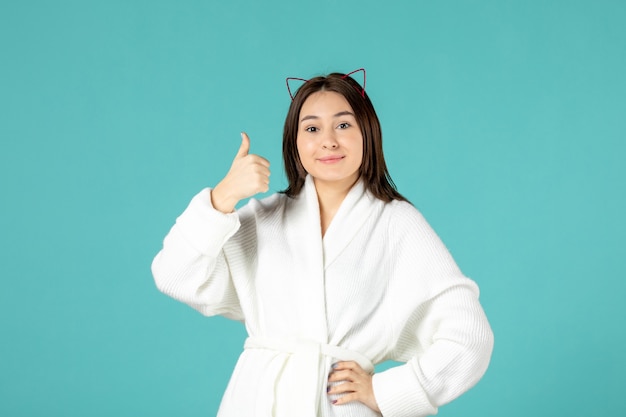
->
[318,155,345,163]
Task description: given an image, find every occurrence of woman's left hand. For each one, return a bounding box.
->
[327,361,380,413]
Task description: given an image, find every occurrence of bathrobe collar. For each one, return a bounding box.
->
[285,175,382,343]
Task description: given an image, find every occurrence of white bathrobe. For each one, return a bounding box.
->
[152,176,493,417]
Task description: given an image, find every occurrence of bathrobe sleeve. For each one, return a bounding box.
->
[151,188,245,320]
[372,203,494,417]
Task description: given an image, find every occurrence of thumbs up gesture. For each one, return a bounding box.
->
[211,132,271,213]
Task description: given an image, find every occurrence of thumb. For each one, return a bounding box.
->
[235,132,251,158]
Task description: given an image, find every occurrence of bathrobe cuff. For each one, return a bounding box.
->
[372,363,437,417]
[174,188,241,256]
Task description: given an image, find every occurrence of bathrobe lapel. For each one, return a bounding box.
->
[285,176,382,340]
[281,176,383,416]
[285,175,328,343]
[322,179,382,271]
[282,176,328,415]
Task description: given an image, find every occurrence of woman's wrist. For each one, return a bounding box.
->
[211,184,238,213]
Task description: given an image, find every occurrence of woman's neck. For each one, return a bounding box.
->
[314,177,358,237]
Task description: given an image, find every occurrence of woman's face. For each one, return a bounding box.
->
[296,91,363,190]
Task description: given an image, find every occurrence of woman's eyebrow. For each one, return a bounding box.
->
[300,111,355,123]
[333,111,355,118]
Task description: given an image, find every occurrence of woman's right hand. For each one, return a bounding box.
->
[211,132,271,213]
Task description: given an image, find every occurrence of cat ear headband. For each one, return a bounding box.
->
[286,68,367,100]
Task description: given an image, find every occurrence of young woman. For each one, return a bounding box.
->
[152,70,494,417]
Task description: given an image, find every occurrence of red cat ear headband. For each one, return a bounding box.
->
[286,68,367,100]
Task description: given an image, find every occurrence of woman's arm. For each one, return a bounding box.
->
[372,203,494,417]
[373,285,493,417]
[152,132,270,319]
[151,188,245,319]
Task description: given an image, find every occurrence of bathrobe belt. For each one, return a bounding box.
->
[244,336,374,416]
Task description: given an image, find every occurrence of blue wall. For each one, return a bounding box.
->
[1,1,624,415]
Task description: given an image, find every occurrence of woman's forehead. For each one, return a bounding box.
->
[300,91,354,116]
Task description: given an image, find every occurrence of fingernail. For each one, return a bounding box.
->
[332,400,337,405]
[331,362,338,369]
[326,385,330,393]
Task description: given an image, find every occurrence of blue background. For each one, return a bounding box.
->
[1,0,624,415]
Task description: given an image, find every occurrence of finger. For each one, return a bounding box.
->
[256,164,271,178]
[328,369,357,383]
[246,165,271,185]
[332,392,360,406]
[327,382,357,395]
[331,361,361,371]
[247,154,271,168]
[254,169,271,190]
[236,132,251,158]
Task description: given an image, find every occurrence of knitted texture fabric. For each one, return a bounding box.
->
[152,176,493,417]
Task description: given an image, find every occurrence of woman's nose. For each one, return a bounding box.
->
[322,132,339,149]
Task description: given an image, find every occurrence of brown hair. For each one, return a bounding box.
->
[282,72,408,203]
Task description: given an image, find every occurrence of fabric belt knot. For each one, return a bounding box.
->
[244,336,374,417]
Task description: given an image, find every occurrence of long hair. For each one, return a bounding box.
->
[282,72,407,203]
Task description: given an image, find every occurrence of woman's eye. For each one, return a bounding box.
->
[305,126,318,132]
[338,122,350,129]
